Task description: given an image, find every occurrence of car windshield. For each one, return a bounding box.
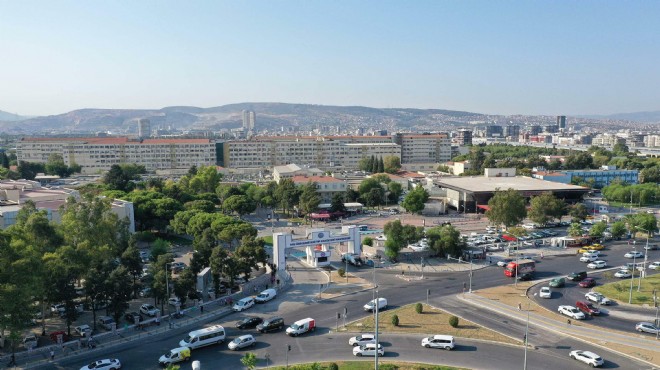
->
[290,324,300,330]
[165,351,176,359]
[182,335,194,344]
[232,337,242,344]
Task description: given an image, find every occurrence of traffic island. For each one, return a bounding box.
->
[266,361,467,370]
[344,303,518,345]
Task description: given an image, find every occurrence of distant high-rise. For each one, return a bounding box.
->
[557,115,566,129]
[137,118,151,138]
[504,125,520,138]
[544,125,558,134]
[456,129,473,145]
[530,125,542,135]
[486,125,503,137]
[242,110,256,131]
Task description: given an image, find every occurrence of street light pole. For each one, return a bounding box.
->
[636,226,650,292]
[523,301,530,370]
[374,289,379,370]
[165,262,172,328]
[629,248,636,304]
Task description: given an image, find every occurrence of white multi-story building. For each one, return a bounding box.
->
[17,137,217,174]
[644,135,660,148]
[290,175,347,203]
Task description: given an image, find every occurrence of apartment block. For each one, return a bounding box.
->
[17,137,216,174]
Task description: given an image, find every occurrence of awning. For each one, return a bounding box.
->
[477,205,491,211]
[309,213,331,219]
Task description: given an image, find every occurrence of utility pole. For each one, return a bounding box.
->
[165,263,172,328]
[629,248,636,304]
[426,289,430,306]
[286,344,291,369]
[374,289,379,370]
[636,226,650,292]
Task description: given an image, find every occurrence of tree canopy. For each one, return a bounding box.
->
[485,188,527,228]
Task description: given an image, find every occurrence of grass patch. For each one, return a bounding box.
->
[271,361,466,370]
[345,303,517,344]
[261,235,273,245]
[594,273,660,305]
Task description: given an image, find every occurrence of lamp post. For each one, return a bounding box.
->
[636,226,650,292]
[165,262,172,328]
[629,247,637,304]
[523,293,536,370]
[374,289,379,370]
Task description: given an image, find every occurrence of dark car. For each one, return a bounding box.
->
[549,277,566,288]
[576,301,600,316]
[578,277,596,288]
[567,271,588,281]
[517,272,534,281]
[124,311,143,323]
[236,317,264,329]
[256,317,285,333]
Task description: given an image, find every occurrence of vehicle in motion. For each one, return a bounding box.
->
[228,334,256,350]
[421,335,455,350]
[79,358,122,370]
[635,322,659,334]
[516,272,534,281]
[539,287,552,298]
[341,253,364,266]
[569,350,603,367]
[257,317,285,333]
[353,343,384,357]
[140,304,160,317]
[585,292,612,305]
[158,347,190,366]
[255,289,277,303]
[576,301,600,316]
[558,305,585,320]
[364,298,388,312]
[587,260,607,269]
[497,258,513,267]
[179,325,225,349]
[567,271,587,281]
[504,259,535,277]
[286,318,315,336]
[549,277,566,288]
[624,251,644,259]
[614,270,632,278]
[236,317,263,329]
[349,334,375,346]
[649,261,660,270]
[579,254,598,263]
[579,278,596,288]
[232,297,255,312]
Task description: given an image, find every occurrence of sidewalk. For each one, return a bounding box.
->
[458,292,660,355]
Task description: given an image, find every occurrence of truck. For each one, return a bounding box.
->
[504,259,535,277]
[341,253,363,267]
[286,318,315,336]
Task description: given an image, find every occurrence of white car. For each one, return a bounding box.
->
[558,305,585,320]
[539,287,552,299]
[569,350,604,367]
[79,358,122,370]
[579,255,598,263]
[587,260,607,269]
[624,251,644,259]
[421,335,455,350]
[75,324,92,337]
[375,235,387,241]
[168,297,181,307]
[140,303,160,317]
[614,270,632,278]
[353,343,384,357]
[409,243,429,252]
[348,333,375,346]
[522,223,537,230]
[649,261,660,270]
[228,334,256,350]
[585,292,612,305]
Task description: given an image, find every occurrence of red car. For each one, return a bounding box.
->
[49,331,70,343]
[578,278,596,288]
[576,301,600,316]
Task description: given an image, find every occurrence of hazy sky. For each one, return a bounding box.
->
[1,1,659,116]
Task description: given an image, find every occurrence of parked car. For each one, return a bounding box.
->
[228,334,256,350]
[549,278,566,288]
[635,322,659,334]
[579,278,596,288]
[75,324,92,337]
[124,312,142,324]
[97,316,115,330]
[585,292,612,305]
[140,303,160,317]
[576,301,600,316]
[236,317,263,330]
[349,334,376,346]
[649,261,660,270]
[614,270,632,278]
[168,297,182,307]
[79,359,122,370]
[587,260,607,269]
[171,262,187,273]
[569,350,604,367]
[624,251,644,259]
[539,287,552,299]
[558,305,586,320]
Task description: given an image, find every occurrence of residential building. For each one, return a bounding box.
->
[503,125,520,138]
[592,134,625,147]
[17,137,216,174]
[290,175,347,203]
[529,125,542,135]
[137,118,151,138]
[557,116,566,129]
[644,135,660,148]
[532,166,639,188]
[485,125,503,137]
[456,129,473,145]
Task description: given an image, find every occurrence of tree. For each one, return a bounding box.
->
[241,352,258,370]
[150,239,170,262]
[45,153,70,177]
[274,179,299,215]
[568,223,584,237]
[105,266,133,325]
[358,157,371,172]
[365,187,385,208]
[377,157,384,173]
[485,188,527,228]
[121,245,143,298]
[426,225,465,257]
[589,221,608,238]
[387,181,403,204]
[564,152,593,170]
[363,237,373,246]
[610,221,627,240]
[569,203,588,222]
[640,167,660,184]
[625,212,659,235]
[17,161,45,180]
[173,268,197,306]
[613,142,629,156]
[298,182,321,218]
[223,195,257,217]
[329,193,346,213]
[401,186,429,214]
[103,164,133,192]
[528,193,565,225]
[383,156,401,174]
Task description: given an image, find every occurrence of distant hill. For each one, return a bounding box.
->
[0,110,27,122]
[0,103,484,135]
[579,110,660,122]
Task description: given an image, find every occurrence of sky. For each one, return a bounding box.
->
[1,1,659,117]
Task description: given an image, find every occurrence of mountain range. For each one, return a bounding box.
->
[0,103,658,135]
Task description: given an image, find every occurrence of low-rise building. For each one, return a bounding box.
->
[290,175,347,203]
[532,166,639,188]
[273,164,323,183]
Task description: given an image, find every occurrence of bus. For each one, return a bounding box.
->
[550,236,592,248]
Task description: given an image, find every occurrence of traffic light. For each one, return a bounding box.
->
[337,313,341,319]
[287,344,291,351]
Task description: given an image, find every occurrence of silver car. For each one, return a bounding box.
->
[228,334,256,350]
[635,322,659,334]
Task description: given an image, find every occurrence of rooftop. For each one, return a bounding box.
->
[291,175,344,184]
[435,176,589,193]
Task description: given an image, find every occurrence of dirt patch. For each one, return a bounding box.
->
[345,303,518,345]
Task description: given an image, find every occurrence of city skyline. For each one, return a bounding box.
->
[1,1,659,117]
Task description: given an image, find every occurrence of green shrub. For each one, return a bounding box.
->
[337,268,345,277]
[327,363,339,370]
[135,231,156,242]
[415,302,423,314]
[391,314,399,326]
[449,315,459,328]
[363,237,374,246]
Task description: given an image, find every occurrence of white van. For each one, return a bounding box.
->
[179,325,225,349]
[363,298,387,312]
[421,335,455,350]
[158,346,191,365]
[286,318,316,336]
[255,288,277,303]
[232,297,255,312]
